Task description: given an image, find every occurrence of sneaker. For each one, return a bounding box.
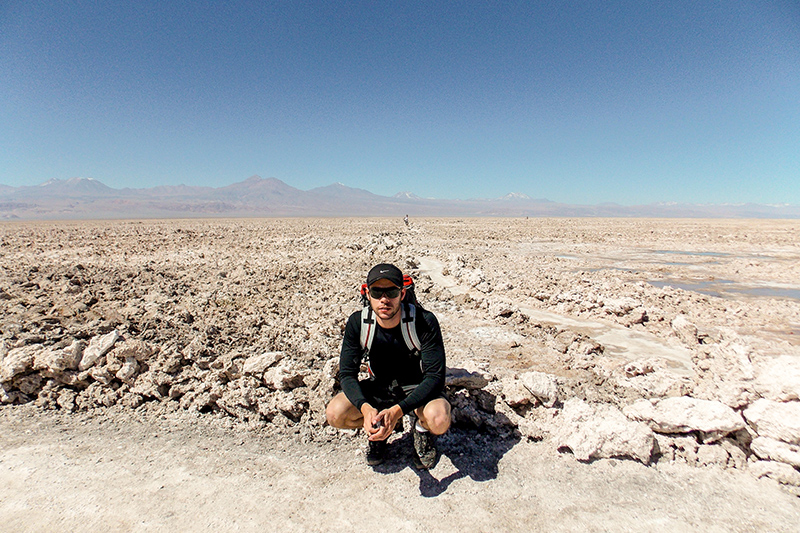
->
[366,439,387,466]
[410,414,438,470]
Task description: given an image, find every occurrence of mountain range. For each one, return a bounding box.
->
[1,176,798,220]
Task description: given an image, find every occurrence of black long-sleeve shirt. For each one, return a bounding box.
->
[338,307,446,415]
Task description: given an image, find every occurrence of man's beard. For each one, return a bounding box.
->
[374,302,399,320]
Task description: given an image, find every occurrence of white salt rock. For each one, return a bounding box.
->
[554,398,655,464]
[624,396,745,441]
[78,330,120,371]
[744,399,800,445]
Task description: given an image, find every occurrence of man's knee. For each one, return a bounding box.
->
[325,395,346,428]
[326,393,359,429]
[421,399,451,435]
[427,411,451,435]
[325,401,342,427]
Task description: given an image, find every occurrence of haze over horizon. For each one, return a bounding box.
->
[2,2,798,205]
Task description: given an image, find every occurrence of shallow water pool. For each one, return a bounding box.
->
[649,279,800,301]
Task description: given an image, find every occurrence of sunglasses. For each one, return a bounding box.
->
[368,286,402,299]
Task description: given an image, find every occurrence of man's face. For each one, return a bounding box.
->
[367,279,405,323]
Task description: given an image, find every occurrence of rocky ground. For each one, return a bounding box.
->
[1,217,800,531]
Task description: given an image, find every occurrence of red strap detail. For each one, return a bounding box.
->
[362,320,372,350]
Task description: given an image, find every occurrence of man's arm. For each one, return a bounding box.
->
[338,312,369,410]
[396,309,446,414]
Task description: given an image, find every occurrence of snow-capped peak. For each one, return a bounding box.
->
[502,192,531,200]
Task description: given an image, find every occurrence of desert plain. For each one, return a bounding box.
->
[1,216,800,531]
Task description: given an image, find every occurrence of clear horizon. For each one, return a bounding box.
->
[2,2,798,205]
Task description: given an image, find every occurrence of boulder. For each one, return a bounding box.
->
[449,389,494,429]
[116,357,140,384]
[624,396,745,442]
[446,367,490,390]
[263,362,305,390]
[751,437,800,468]
[500,378,533,407]
[130,371,171,399]
[113,339,157,362]
[33,340,84,372]
[0,345,41,382]
[754,355,800,402]
[519,371,558,408]
[743,399,800,445]
[464,269,485,288]
[78,330,121,371]
[554,398,655,464]
[242,351,285,375]
[217,382,258,418]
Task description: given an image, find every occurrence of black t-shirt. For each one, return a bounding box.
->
[338,306,446,415]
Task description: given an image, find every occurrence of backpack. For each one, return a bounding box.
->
[359,274,421,309]
[358,275,423,379]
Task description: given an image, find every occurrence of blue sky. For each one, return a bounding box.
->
[2,1,798,204]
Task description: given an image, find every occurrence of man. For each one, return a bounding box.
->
[326,263,451,469]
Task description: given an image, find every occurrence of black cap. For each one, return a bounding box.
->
[366,263,403,288]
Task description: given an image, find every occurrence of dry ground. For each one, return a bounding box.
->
[2,403,799,532]
[2,217,800,531]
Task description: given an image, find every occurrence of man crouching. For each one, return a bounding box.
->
[326,263,451,468]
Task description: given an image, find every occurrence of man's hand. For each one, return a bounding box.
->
[360,403,380,438]
[368,405,403,441]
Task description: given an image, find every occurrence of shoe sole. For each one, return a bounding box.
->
[412,453,437,470]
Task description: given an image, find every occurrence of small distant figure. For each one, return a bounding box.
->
[404,214,409,227]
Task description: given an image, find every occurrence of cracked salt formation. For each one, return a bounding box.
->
[1,217,799,491]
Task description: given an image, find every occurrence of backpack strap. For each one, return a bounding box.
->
[400,303,422,357]
[360,306,377,353]
[360,303,423,377]
[360,306,377,379]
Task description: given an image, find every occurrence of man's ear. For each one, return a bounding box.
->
[401,288,406,299]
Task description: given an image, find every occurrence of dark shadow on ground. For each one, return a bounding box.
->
[372,426,521,498]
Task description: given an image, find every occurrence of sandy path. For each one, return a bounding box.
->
[1,404,798,533]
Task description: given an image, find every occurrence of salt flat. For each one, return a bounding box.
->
[1,217,799,530]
